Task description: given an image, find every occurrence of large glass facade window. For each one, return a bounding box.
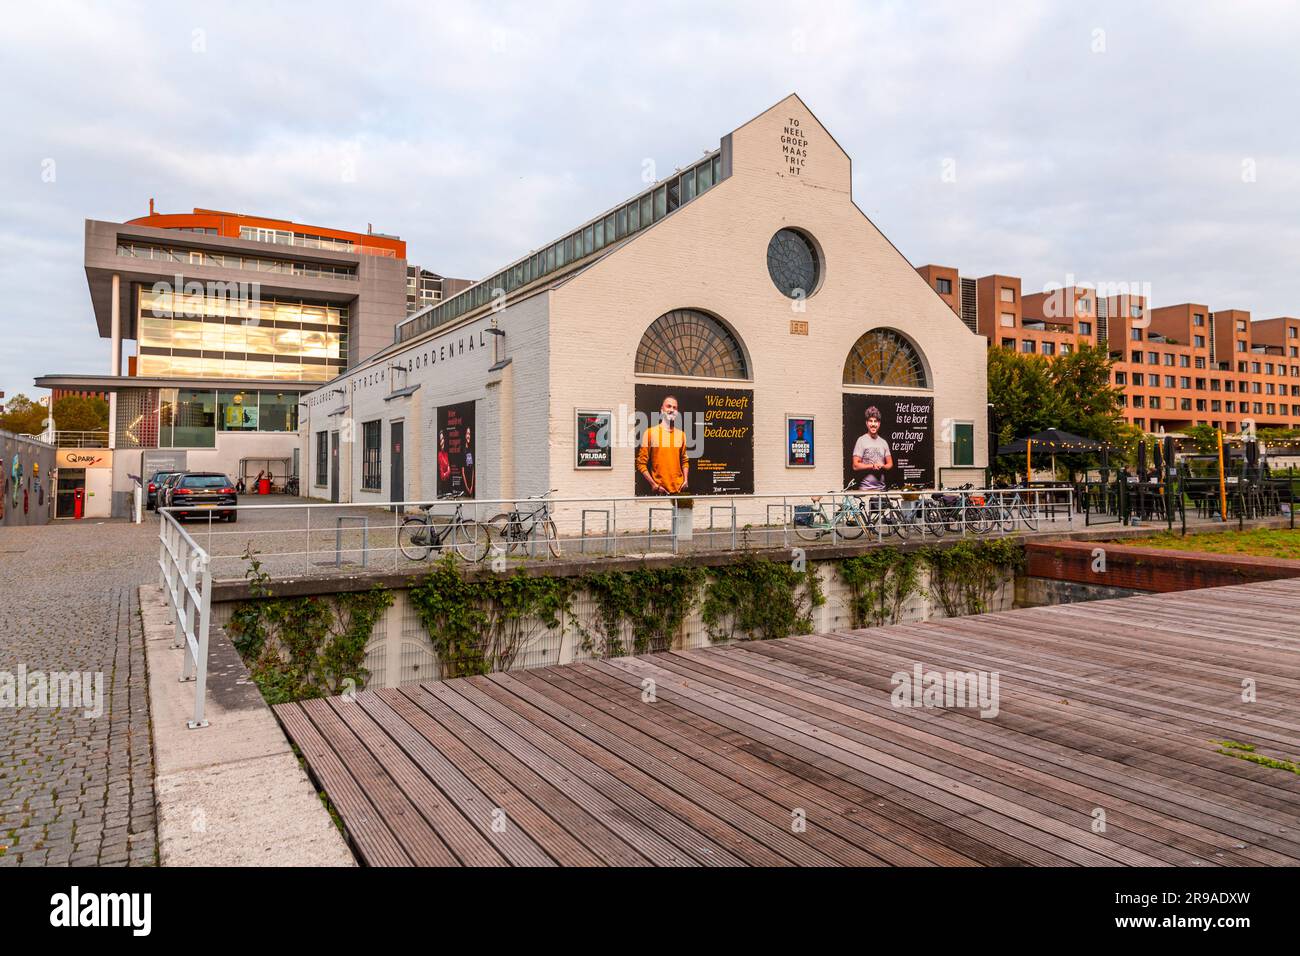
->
[117,242,356,280]
[258,392,299,432]
[160,389,216,448]
[218,390,258,430]
[137,288,347,382]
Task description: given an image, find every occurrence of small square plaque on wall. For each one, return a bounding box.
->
[790,319,809,336]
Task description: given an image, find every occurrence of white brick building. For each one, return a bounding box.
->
[298,94,989,519]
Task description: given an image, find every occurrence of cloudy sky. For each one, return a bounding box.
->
[3,0,1298,402]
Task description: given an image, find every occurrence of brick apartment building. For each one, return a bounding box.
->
[915,265,1300,435]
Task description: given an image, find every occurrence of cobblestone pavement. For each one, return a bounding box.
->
[0,518,160,867]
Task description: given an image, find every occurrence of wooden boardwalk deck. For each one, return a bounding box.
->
[275,578,1300,866]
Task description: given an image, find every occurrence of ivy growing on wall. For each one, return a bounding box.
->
[579,566,706,657]
[228,548,394,705]
[838,547,922,628]
[407,556,577,679]
[699,557,826,644]
[229,540,1028,705]
[921,538,1025,618]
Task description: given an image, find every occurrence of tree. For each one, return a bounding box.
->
[987,347,1058,446]
[1183,424,1220,455]
[987,343,1129,478]
[0,393,48,435]
[1048,344,1126,446]
[52,395,109,433]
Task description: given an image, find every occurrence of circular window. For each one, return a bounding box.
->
[766,228,820,299]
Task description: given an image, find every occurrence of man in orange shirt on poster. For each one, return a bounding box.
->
[637,395,690,494]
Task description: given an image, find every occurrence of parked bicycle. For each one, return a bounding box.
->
[859,491,917,540]
[284,474,300,496]
[488,490,563,557]
[971,488,1039,534]
[795,483,870,541]
[398,492,491,562]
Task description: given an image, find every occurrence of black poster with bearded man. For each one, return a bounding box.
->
[842,394,934,491]
[634,384,754,496]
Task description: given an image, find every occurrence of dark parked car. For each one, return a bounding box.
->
[146,471,178,511]
[158,472,185,510]
[167,473,239,522]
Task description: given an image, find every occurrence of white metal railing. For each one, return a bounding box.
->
[53,430,109,448]
[158,510,213,729]
[156,486,1076,582]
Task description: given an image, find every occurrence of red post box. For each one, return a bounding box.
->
[73,486,85,519]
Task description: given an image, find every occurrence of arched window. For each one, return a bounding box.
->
[635,309,748,379]
[843,329,928,388]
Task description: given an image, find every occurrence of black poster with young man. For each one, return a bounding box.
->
[634,384,754,496]
[842,394,934,491]
[436,400,476,498]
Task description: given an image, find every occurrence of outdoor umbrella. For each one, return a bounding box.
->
[1153,440,1164,476]
[996,428,1108,483]
[1138,440,1147,479]
[996,428,1106,455]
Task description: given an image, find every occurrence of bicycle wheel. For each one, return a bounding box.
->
[963,507,991,535]
[398,517,433,561]
[887,510,913,540]
[1018,507,1039,532]
[794,507,828,542]
[923,505,945,537]
[453,521,491,562]
[542,518,562,557]
[487,513,522,554]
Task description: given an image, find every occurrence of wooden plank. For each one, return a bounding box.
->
[489,670,886,866]
[324,696,510,866]
[274,703,412,866]
[711,642,1297,866]
[469,674,814,866]
[805,627,1300,819]
[624,654,1159,866]
[590,658,1083,866]
[352,692,556,866]
[735,639,1300,863]
[369,686,600,868]
[390,686,650,866]
[298,698,462,867]
[438,678,747,866]
[794,629,1300,832]
[278,578,1300,867]
[527,665,987,866]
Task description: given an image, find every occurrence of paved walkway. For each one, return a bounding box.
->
[0,519,159,866]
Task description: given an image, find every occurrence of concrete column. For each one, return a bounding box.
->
[108,273,121,452]
[110,273,121,376]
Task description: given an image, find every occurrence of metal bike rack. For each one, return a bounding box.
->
[334,515,370,567]
[648,506,675,553]
[766,502,793,548]
[580,509,611,554]
[709,504,737,550]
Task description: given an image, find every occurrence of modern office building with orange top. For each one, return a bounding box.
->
[36,204,462,517]
[915,265,1300,436]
